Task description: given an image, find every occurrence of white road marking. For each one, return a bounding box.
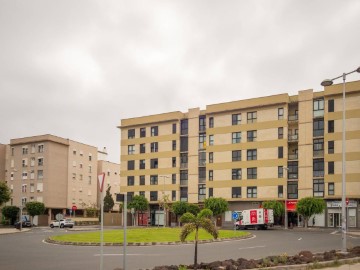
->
[330,231,338,235]
[238,245,265,250]
[298,238,302,240]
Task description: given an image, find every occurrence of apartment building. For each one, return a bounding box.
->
[0,144,6,182]
[4,134,102,224]
[119,80,360,228]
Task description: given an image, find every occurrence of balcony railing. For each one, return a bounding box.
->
[313,171,324,177]
[288,134,298,141]
[180,180,188,186]
[180,163,188,169]
[199,160,206,167]
[288,154,298,160]
[288,115,298,121]
[198,194,206,201]
[313,150,324,158]
[313,130,324,137]
[180,197,188,202]
[313,110,324,118]
[288,173,298,179]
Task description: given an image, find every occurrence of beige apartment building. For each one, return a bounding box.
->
[119,80,360,228]
[3,134,119,224]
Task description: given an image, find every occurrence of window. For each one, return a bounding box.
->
[232,169,242,180]
[172,140,176,150]
[278,108,284,119]
[89,154,92,161]
[232,187,241,198]
[150,191,158,201]
[22,184,27,193]
[38,144,44,153]
[150,142,158,152]
[72,173,76,180]
[247,111,257,123]
[232,114,241,125]
[139,191,145,197]
[209,135,214,145]
[328,182,335,195]
[328,141,334,154]
[128,145,135,155]
[172,190,176,201]
[208,188,213,198]
[172,123,177,134]
[30,170,34,179]
[30,183,35,193]
[313,99,324,117]
[127,160,135,170]
[209,152,214,163]
[180,153,188,168]
[199,134,206,149]
[181,119,188,135]
[150,175,158,185]
[208,170,213,181]
[313,138,324,156]
[139,159,145,169]
[232,150,241,161]
[38,158,44,166]
[140,175,145,185]
[172,174,176,184]
[199,151,206,166]
[140,143,146,154]
[313,159,324,177]
[288,181,298,199]
[150,158,158,169]
[247,167,257,179]
[140,127,146,138]
[328,99,334,112]
[199,167,206,181]
[278,127,284,139]
[172,157,176,167]
[11,147,14,156]
[199,116,206,132]
[88,165,92,173]
[288,161,298,179]
[151,126,158,136]
[128,129,135,139]
[313,119,324,137]
[198,184,206,198]
[22,158,28,167]
[278,185,283,198]
[22,146,28,155]
[278,146,283,158]
[180,170,188,182]
[328,120,334,133]
[247,187,257,198]
[88,176,92,184]
[278,166,283,178]
[247,130,257,142]
[37,170,43,180]
[127,176,134,186]
[247,149,257,160]
[209,117,214,128]
[313,179,324,197]
[180,137,188,152]
[328,161,334,174]
[232,132,241,144]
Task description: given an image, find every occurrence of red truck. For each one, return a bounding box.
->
[235,208,274,230]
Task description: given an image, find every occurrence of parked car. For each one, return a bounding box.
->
[14,220,32,229]
[50,218,74,228]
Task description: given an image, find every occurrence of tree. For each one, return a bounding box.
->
[296,197,326,228]
[25,201,45,224]
[187,203,200,215]
[180,209,218,270]
[128,195,149,226]
[263,200,285,225]
[204,197,228,226]
[172,201,189,226]
[103,186,115,212]
[0,182,11,206]
[2,206,20,225]
[158,193,171,227]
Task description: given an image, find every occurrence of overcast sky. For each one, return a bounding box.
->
[1,0,360,163]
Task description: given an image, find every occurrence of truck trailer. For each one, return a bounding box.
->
[235,208,274,230]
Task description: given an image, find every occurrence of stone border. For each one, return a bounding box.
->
[45,234,253,246]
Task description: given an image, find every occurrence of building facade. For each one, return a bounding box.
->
[3,134,117,224]
[119,81,360,228]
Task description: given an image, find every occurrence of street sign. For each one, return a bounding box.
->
[55,213,64,221]
[346,198,349,206]
[232,212,239,220]
[98,173,105,192]
[72,205,77,211]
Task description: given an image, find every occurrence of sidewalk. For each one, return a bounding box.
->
[0,227,31,234]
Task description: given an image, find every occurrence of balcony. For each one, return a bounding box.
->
[288,134,298,142]
[198,178,206,184]
[180,180,188,186]
[180,163,188,169]
[288,114,298,121]
[313,171,324,178]
[199,160,206,167]
[313,130,324,137]
[313,150,324,158]
[198,194,206,201]
[180,197,188,202]
[288,173,298,180]
[313,110,324,118]
[288,154,298,160]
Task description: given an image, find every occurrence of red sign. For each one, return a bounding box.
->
[286,200,298,212]
[346,198,349,206]
[72,205,77,211]
[264,209,269,223]
[250,210,258,224]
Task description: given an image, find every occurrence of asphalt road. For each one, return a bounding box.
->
[0,227,359,270]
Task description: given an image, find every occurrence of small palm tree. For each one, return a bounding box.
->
[180,209,218,269]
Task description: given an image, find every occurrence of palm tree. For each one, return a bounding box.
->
[180,209,218,269]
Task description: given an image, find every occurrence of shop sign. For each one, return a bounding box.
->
[327,200,357,208]
[286,200,298,212]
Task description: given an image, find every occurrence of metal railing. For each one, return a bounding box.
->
[313,150,324,157]
[288,154,298,160]
[313,130,324,137]
[288,115,298,121]
[313,171,324,177]
[288,134,298,141]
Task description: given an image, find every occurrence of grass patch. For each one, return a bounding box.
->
[50,227,249,244]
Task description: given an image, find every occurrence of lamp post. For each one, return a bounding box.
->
[321,66,360,253]
[282,167,289,230]
[159,175,169,227]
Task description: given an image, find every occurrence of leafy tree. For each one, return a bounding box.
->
[159,194,171,227]
[103,186,115,212]
[25,201,45,224]
[172,201,189,226]
[296,197,326,228]
[2,206,20,225]
[0,182,11,206]
[187,204,200,215]
[204,197,228,226]
[263,200,285,224]
[180,209,218,269]
[128,195,149,212]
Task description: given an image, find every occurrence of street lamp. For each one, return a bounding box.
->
[321,66,360,253]
[159,175,169,227]
[282,167,289,230]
